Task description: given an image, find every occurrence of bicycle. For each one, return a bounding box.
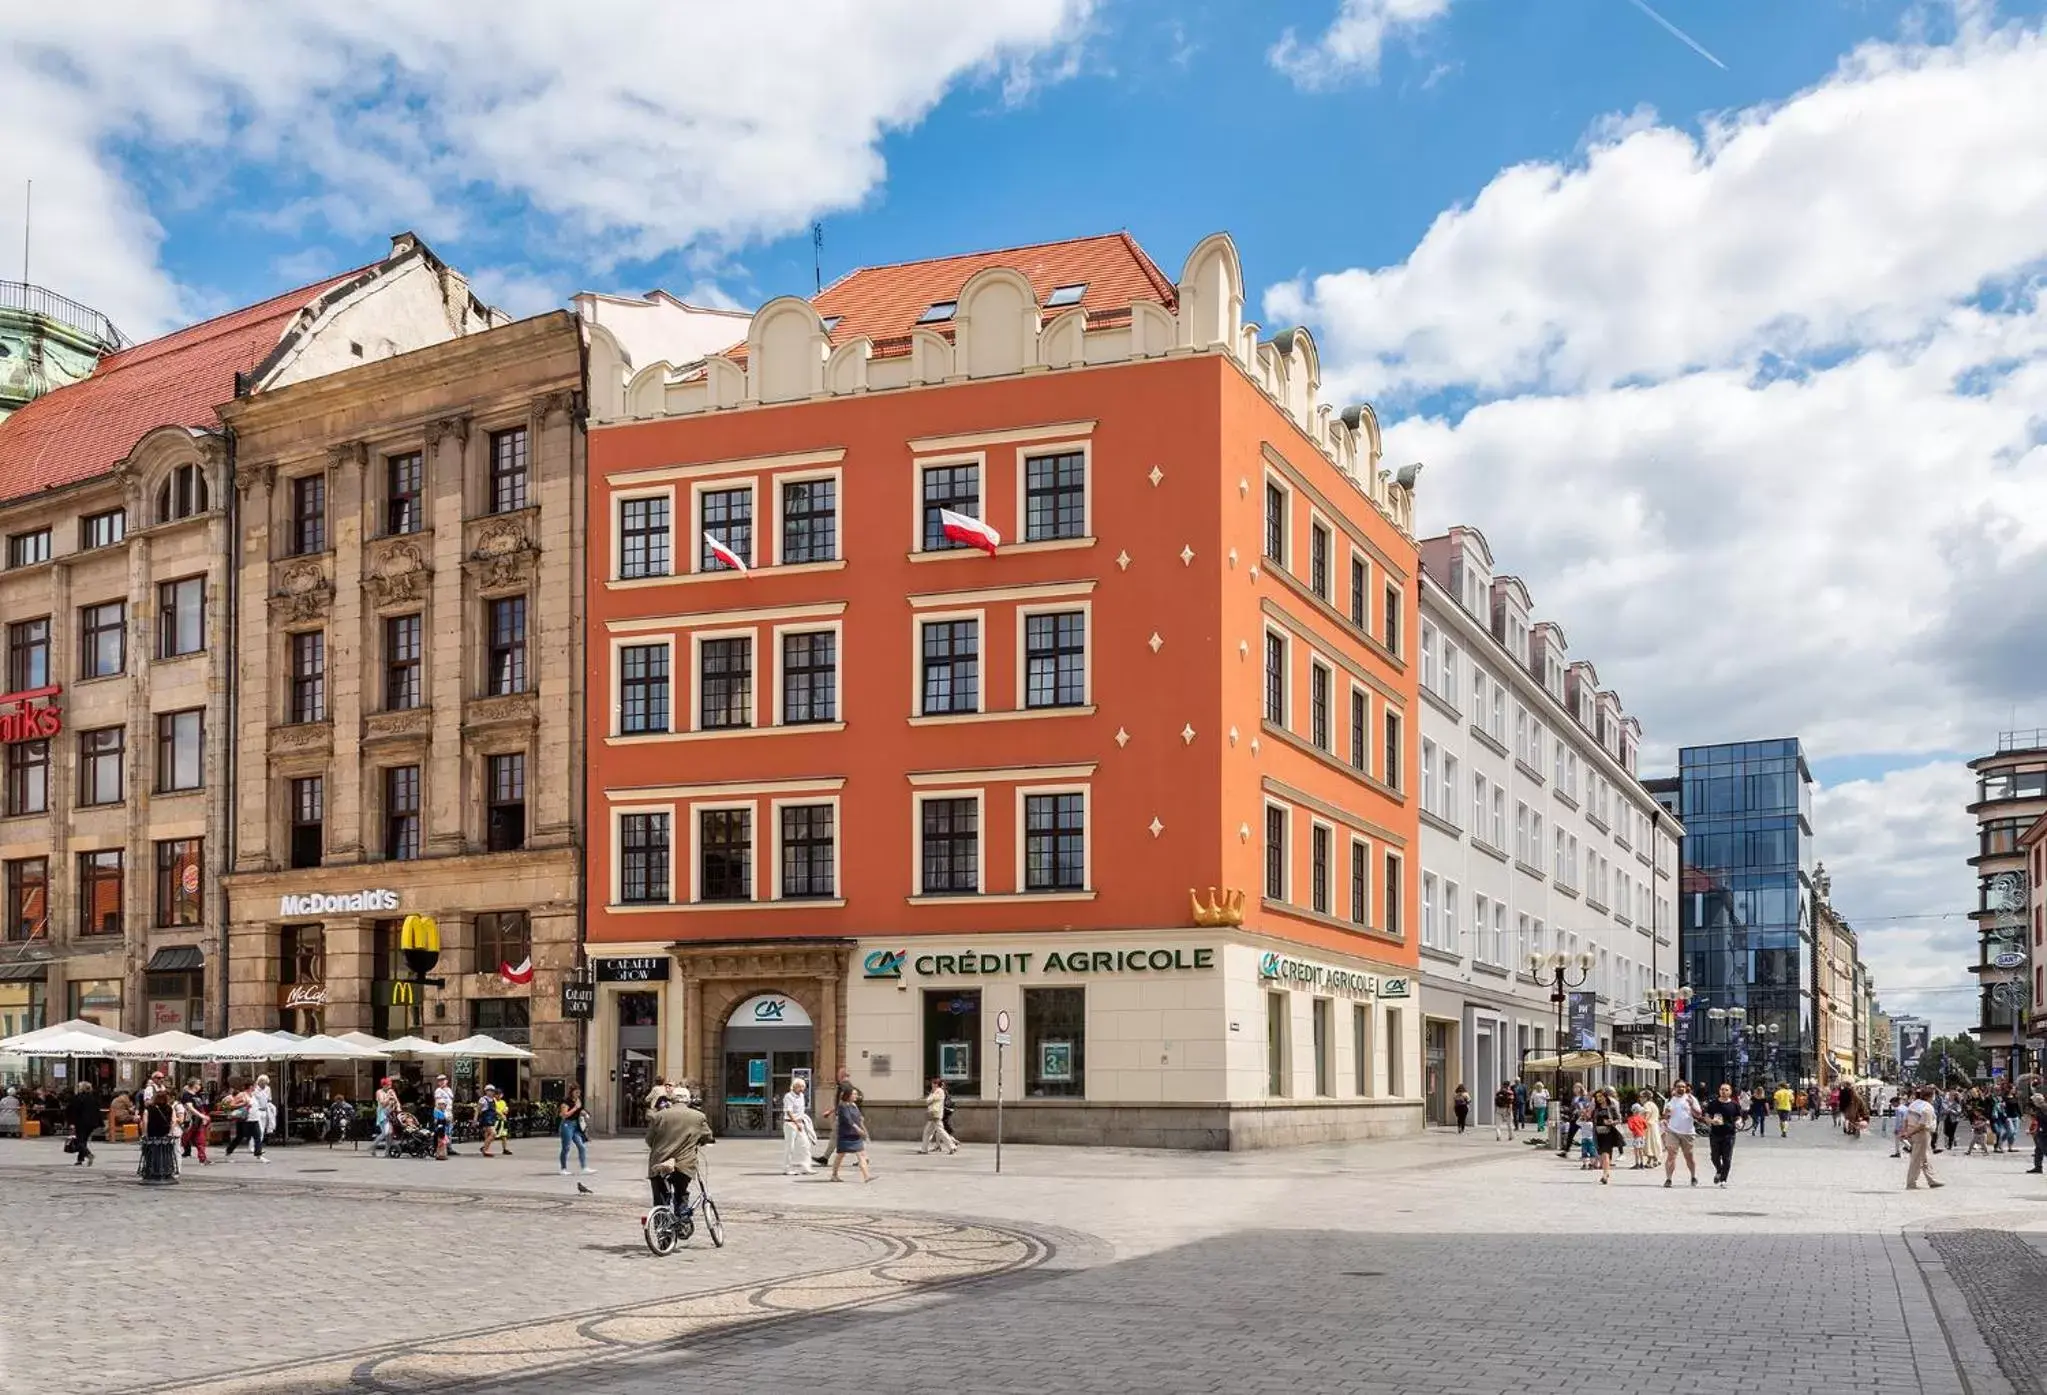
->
[642,1167,725,1255]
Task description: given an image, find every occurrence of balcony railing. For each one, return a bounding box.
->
[0,280,128,348]
[1997,729,2047,754]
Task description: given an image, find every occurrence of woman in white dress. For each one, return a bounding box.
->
[1638,1089,1664,1168]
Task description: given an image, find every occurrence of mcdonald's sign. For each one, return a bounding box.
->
[400,914,440,978]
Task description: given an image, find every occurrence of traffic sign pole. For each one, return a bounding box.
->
[995,1010,1011,1174]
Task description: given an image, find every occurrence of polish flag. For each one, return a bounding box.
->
[939,509,1000,555]
[703,533,749,573]
[499,957,535,986]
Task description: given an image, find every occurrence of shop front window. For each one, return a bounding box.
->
[923,988,982,1099]
[1024,986,1084,1099]
[67,978,122,1029]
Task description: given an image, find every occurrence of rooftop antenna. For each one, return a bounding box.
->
[812,221,824,296]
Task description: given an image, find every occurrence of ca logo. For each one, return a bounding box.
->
[863,950,906,979]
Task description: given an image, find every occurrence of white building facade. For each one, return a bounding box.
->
[1413,526,1682,1125]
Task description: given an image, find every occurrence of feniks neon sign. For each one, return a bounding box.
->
[0,686,62,744]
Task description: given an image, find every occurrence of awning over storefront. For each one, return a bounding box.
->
[146,946,205,973]
[0,960,49,982]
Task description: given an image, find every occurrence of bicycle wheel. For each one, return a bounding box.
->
[643,1206,677,1256]
[701,1195,725,1248]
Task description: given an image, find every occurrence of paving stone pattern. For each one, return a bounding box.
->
[1928,1229,2047,1394]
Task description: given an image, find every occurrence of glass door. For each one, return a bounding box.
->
[722,1052,771,1135]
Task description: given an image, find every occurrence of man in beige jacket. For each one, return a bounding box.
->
[919,1078,959,1156]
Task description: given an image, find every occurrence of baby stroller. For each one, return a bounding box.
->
[386,1111,434,1159]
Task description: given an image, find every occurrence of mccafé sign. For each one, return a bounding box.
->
[279,888,400,917]
[0,686,62,743]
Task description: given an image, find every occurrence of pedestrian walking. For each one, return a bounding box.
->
[1747,1087,1768,1137]
[219,1083,251,1157]
[1529,1082,1550,1138]
[1512,1078,1529,1132]
[1626,1105,1649,1169]
[919,1078,959,1156]
[431,1074,454,1160]
[1452,1084,1471,1134]
[1772,1082,1793,1137]
[782,1076,819,1175]
[479,1084,504,1157]
[1964,1098,1992,1157]
[829,1086,872,1183]
[1703,1083,1743,1186]
[559,1085,593,1175]
[1493,1082,1516,1141]
[247,1075,274,1162]
[1903,1085,1944,1190]
[373,1077,398,1156]
[1661,1080,1702,1188]
[1591,1089,1626,1184]
[2027,1092,2047,1174]
[1640,1090,1665,1169]
[179,1081,211,1164]
[1840,1085,1868,1140]
[1939,1089,1962,1153]
[67,1083,100,1166]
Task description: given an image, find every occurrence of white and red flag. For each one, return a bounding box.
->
[702,532,749,573]
[499,957,535,986]
[938,509,1000,555]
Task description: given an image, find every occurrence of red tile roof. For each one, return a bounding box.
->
[0,269,366,506]
[728,231,1177,363]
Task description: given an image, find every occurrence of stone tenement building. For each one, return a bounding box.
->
[219,312,586,1092]
[0,237,500,1066]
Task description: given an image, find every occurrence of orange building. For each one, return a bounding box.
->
[581,233,1424,1147]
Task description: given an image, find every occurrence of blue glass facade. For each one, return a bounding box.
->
[1669,738,1816,1088]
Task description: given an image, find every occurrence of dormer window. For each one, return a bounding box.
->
[157,464,209,523]
[1043,283,1086,309]
[917,301,957,325]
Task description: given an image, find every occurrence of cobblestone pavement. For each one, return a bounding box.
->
[1927,1230,2047,1394]
[1,1117,2041,1394]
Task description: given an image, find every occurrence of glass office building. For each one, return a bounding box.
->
[1664,739,1816,1088]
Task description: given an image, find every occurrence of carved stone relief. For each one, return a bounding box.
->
[268,558,334,623]
[365,538,432,609]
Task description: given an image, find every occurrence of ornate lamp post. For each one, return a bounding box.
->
[1648,986,1682,1078]
[1707,1005,1747,1090]
[1991,871,2032,1082]
[1531,949,1598,1148]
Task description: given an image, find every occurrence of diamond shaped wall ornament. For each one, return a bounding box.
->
[1238,478,1249,497]
[1148,632,1163,653]
[1148,465,1164,487]
[1239,822,1251,842]
[1238,639,1248,658]
[1114,727,1130,747]
[1179,544,1195,566]
[1250,737,1261,755]
[1228,547,1238,569]
[1148,817,1165,838]
[1228,725,1239,746]
[1116,550,1131,571]
[1181,723,1197,744]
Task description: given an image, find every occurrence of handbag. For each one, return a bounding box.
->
[62,1136,77,1154]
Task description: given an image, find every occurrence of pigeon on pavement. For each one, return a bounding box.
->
[576,1182,594,1195]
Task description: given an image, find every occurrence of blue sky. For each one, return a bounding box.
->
[7,1,2047,1032]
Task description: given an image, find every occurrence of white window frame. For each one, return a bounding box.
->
[1305,510,1333,599]
[1473,892,1491,962]
[689,626,758,733]
[1015,600,1093,711]
[913,608,988,718]
[1439,751,1458,829]
[1261,470,1291,571]
[768,793,843,902]
[1349,549,1371,630]
[911,451,988,556]
[1308,816,1335,914]
[1307,655,1333,751]
[1442,877,1460,954]
[912,787,988,897]
[772,464,845,566]
[1262,622,1291,730]
[1263,798,1292,903]
[1440,636,1459,709]
[1014,440,1093,546]
[1350,834,1372,926]
[690,476,758,575]
[1014,782,1093,895]
[610,800,677,906]
[689,797,760,904]
[612,485,676,581]
[1421,871,1439,949]
[1420,739,1437,817]
[771,620,845,729]
[609,634,677,738]
[1420,620,1439,694]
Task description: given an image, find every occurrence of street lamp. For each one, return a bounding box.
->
[1531,949,1598,1152]
[1707,1006,1747,1090]
[1648,986,1681,1077]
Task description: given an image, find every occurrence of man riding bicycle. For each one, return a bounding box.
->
[645,1090,712,1212]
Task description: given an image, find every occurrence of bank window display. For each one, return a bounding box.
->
[780,478,836,564]
[486,752,526,851]
[79,600,125,679]
[780,631,836,724]
[68,978,121,1027]
[1022,792,1085,892]
[155,710,202,793]
[619,812,671,903]
[1023,610,1085,709]
[920,463,979,552]
[385,451,424,536]
[5,857,47,940]
[488,427,529,515]
[385,615,423,709]
[288,631,326,723]
[290,473,327,555]
[618,643,670,734]
[154,839,201,926]
[1313,998,1333,1097]
[77,849,122,935]
[1265,992,1288,1097]
[7,617,49,692]
[920,797,978,895]
[485,596,528,696]
[699,485,752,570]
[5,739,48,816]
[384,765,421,861]
[78,726,124,805]
[924,988,982,1097]
[475,910,531,972]
[778,803,834,898]
[919,619,978,715]
[698,636,752,729]
[1024,986,1083,1098]
[698,807,752,901]
[290,776,324,869]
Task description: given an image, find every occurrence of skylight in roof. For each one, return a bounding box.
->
[820,315,842,332]
[1044,283,1087,309]
[917,300,957,324]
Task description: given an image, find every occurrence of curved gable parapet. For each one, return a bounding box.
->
[625,360,675,419]
[1129,299,1176,358]
[955,266,1040,380]
[1039,306,1088,369]
[1176,231,1244,353]
[746,297,829,404]
[908,328,954,385]
[123,423,215,480]
[824,337,872,396]
[1568,659,1601,689]
[1496,575,1533,611]
[1448,521,1494,567]
[1533,618,1569,650]
[585,321,632,422]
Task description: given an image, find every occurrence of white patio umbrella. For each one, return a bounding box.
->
[334,1031,393,1053]
[379,1035,450,1057]
[9,1027,126,1057]
[112,1030,217,1061]
[288,1034,383,1060]
[205,1029,298,1061]
[437,1033,534,1060]
[0,1018,135,1053]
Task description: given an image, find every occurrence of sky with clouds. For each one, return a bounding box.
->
[6,0,2042,1032]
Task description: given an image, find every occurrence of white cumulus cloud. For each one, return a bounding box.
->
[1269,0,1455,89]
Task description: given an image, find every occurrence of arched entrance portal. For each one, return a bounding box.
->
[720,993,815,1136]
